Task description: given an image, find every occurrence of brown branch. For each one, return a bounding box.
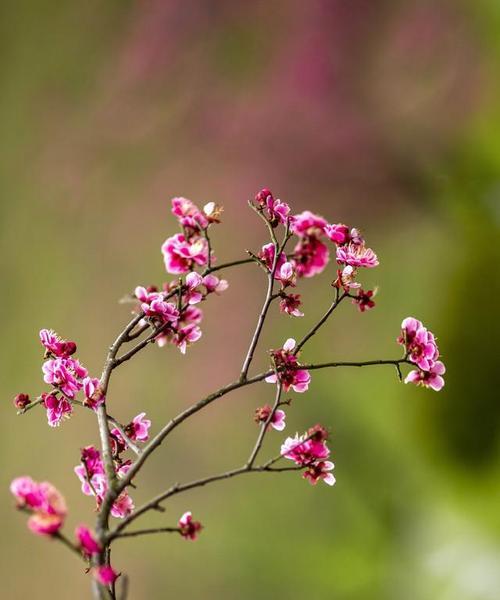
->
[294,287,346,354]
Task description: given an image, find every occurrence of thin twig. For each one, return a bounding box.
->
[202,257,254,276]
[240,211,291,381]
[294,287,345,354]
[113,527,180,540]
[246,382,282,468]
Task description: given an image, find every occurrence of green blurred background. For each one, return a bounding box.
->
[1,1,499,598]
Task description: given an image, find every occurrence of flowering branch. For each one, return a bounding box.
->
[11,190,446,598]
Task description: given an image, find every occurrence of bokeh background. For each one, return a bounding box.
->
[1,1,499,598]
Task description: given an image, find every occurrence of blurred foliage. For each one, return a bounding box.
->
[1,1,499,599]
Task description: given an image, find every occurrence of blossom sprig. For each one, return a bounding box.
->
[11,189,445,599]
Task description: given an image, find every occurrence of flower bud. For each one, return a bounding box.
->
[255,188,273,207]
[14,393,30,409]
[307,424,329,442]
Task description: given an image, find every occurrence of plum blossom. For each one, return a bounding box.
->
[333,265,361,291]
[161,233,208,275]
[75,525,102,558]
[277,261,296,287]
[281,432,330,466]
[255,188,290,226]
[352,288,377,312]
[291,236,329,278]
[39,329,77,358]
[398,317,445,391]
[325,223,350,245]
[42,357,87,398]
[258,243,287,278]
[290,211,327,237]
[173,323,202,354]
[405,361,446,391]
[110,491,134,519]
[303,461,336,486]
[336,242,378,268]
[74,446,134,518]
[254,405,286,431]
[202,274,228,295]
[82,377,105,411]
[125,412,151,442]
[10,476,67,536]
[398,317,439,371]
[171,197,209,231]
[266,338,311,393]
[279,293,304,317]
[42,392,73,427]
[74,446,106,499]
[183,272,204,305]
[178,511,203,540]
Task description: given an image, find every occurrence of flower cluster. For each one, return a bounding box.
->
[135,273,227,355]
[162,197,221,274]
[10,476,67,535]
[266,338,311,393]
[74,445,135,518]
[253,189,379,317]
[38,329,104,426]
[281,425,335,486]
[398,317,446,391]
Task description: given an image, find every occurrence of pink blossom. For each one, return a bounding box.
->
[398,317,439,371]
[173,323,202,354]
[178,511,203,541]
[11,477,67,536]
[75,525,102,557]
[161,233,208,274]
[290,211,327,237]
[405,361,446,391]
[281,433,330,466]
[141,295,180,325]
[134,285,159,304]
[42,357,87,398]
[333,266,361,291]
[10,476,45,509]
[74,446,106,498]
[279,293,304,317]
[325,223,350,245]
[125,412,151,442]
[255,188,290,225]
[258,243,287,278]
[110,491,134,519]
[171,197,209,231]
[94,565,119,586]
[202,274,228,294]
[265,338,311,393]
[184,272,204,305]
[278,261,296,287]
[83,377,105,410]
[39,329,77,358]
[352,288,376,312]
[42,392,73,427]
[336,242,379,268]
[291,236,329,278]
[254,405,286,431]
[303,461,336,486]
